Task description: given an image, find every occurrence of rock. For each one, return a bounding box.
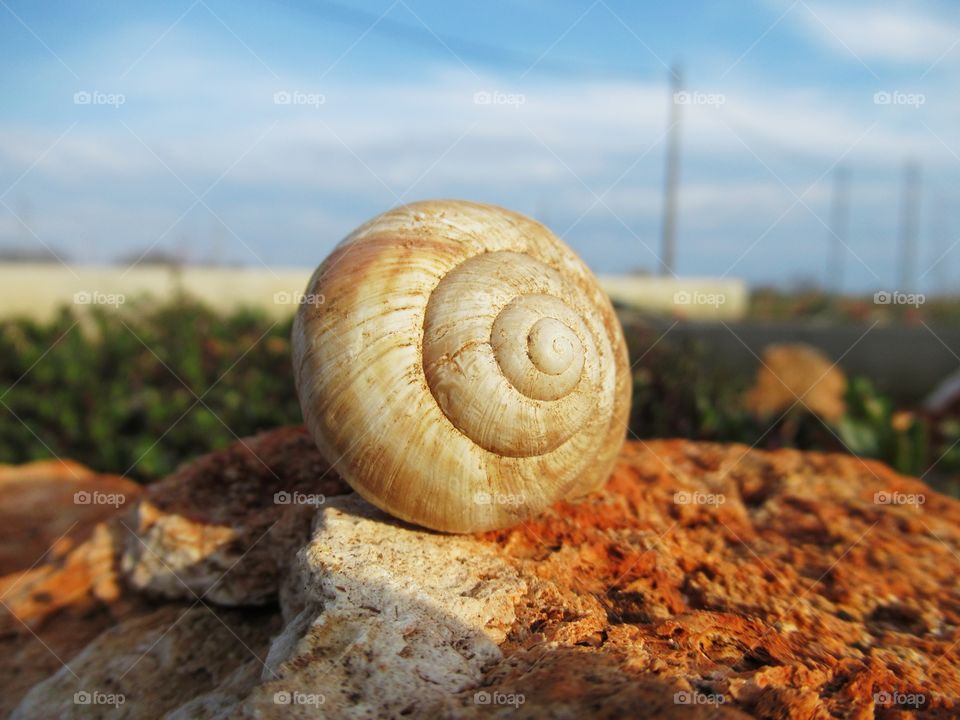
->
[8,428,960,718]
[0,460,143,718]
[121,427,351,605]
[0,459,140,576]
[234,495,527,718]
[471,440,960,718]
[11,604,281,720]
[744,343,847,423]
[0,522,132,631]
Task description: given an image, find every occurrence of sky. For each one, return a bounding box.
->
[0,0,958,293]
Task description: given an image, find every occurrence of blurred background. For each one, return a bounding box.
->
[1,0,958,492]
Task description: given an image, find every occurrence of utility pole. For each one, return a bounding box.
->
[897,160,921,293]
[826,167,850,294]
[660,64,682,277]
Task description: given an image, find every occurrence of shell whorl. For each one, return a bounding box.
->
[292,200,631,533]
[422,251,602,459]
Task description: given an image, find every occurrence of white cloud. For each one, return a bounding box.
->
[2,29,957,288]
[796,2,960,65]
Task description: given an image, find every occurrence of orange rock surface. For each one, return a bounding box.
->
[3,429,959,718]
[0,461,144,718]
[0,459,140,577]
[480,440,959,718]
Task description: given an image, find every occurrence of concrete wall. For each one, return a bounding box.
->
[602,275,748,320]
[0,264,748,321]
[629,317,960,403]
[0,264,313,319]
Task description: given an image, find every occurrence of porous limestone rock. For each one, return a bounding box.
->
[235,495,527,718]
[11,605,281,720]
[121,427,351,605]
[7,428,960,719]
[0,461,143,718]
[0,459,140,576]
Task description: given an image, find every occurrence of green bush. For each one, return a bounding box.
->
[627,328,960,493]
[2,299,958,491]
[0,298,301,481]
[629,335,756,442]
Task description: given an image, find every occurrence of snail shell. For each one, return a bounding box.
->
[292,200,631,533]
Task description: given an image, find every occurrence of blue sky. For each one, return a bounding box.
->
[0,0,958,292]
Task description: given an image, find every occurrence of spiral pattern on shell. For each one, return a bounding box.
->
[292,200,631,532]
